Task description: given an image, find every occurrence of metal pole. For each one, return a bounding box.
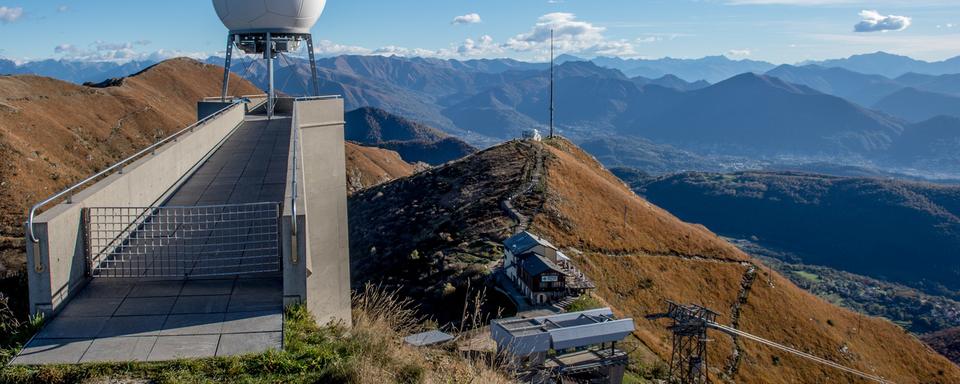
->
[266,32,274,118]
[221,34,234,102]
[549,29,555,139]
[306,35,321,97]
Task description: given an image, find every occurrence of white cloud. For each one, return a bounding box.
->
[0,6,24,24]
[727,49,752,57]
[452,13,482,25]
[312,40,373,56]
[854,10,911,33]
[505,13,636,57]
[53,40,194,62]
[57,5,69,13]
[458,35,504,57]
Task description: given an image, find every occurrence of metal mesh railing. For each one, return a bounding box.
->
[86,203,280,278]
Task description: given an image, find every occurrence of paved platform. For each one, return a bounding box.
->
[13,116,293,365]
[12,277,283,364]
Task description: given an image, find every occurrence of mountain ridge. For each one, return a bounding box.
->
[347,135,960,383]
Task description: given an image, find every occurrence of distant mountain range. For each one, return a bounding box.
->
[0,58,157,84]
[6,51,960,178]
[582,54,776,83]
[805,52,960,79]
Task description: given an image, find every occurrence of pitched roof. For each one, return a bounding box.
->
[504,231,557,255]
[520,252,565,276]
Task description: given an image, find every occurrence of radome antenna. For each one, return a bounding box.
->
[549,29,555,139]
[214,0,326,117]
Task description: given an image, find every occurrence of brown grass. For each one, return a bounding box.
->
[349,284,513,384]
[528,137,960,383]
[534,138,746,260]
[345,142,417,194]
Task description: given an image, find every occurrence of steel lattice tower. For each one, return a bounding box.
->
[652,301,718,384]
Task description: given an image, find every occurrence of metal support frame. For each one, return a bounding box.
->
[306,35,321,97]
[647,301,716,384]
[650,301,894,384]
[266,32,275,118]
[221,34,234,102]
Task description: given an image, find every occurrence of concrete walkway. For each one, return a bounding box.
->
[12,277,283,364]
[13,115,293,365]
[165,115,291,206]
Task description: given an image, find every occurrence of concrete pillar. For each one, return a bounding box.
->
[288,97,351,326]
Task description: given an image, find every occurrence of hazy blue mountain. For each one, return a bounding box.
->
[873,88,960,123]
[895,73,960,96]
[3,59,158,84]
[591,55,776,82]
[765,64,903,106]
[808,52,960,78]
[579,136,722,174]
[345,107,476,165]
[0,59,16,74]
[632,74,710,91]
[630,73,904,156]
[888,116,960,172]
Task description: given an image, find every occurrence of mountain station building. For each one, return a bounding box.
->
[503,231,594,305]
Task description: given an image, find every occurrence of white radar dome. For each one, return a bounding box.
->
[213,0,326,34]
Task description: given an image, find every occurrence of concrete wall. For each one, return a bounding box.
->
[282,106,308,309]
[197,101,233,120]
[286,97,352,326]
[26,104,245,316]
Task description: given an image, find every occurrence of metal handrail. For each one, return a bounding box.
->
[27,102,242,244]
[202,94,268,101]
[294,95,341,101]
[290,104,301,238]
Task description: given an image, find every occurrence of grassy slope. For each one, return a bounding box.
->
[529,138,960,383]
[348,135,960,382]
[345,142,417,194]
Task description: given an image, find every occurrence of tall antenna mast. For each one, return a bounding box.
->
[549,29,555,139]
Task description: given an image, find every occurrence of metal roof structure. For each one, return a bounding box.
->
[491,308,635,356]
[519,252,567,277]
[504,231,558,256]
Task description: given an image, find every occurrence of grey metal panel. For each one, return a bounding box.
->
[404,330,454,347]
[549,319,636,350]
[529,308,615,324]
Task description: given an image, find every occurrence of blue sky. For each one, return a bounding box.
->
[1,0,960,63]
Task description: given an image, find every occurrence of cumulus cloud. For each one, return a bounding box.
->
[727,49,752,57]
[53,40,186,62]
[505,13,635,57]
[854,10,911,33]
[452,13,482,25]
[458,35,503,57]
[313,40,373,57]
[0,6,24,24]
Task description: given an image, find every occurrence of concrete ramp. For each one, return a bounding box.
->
[20,97,351,365]
[13,115,291,364]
